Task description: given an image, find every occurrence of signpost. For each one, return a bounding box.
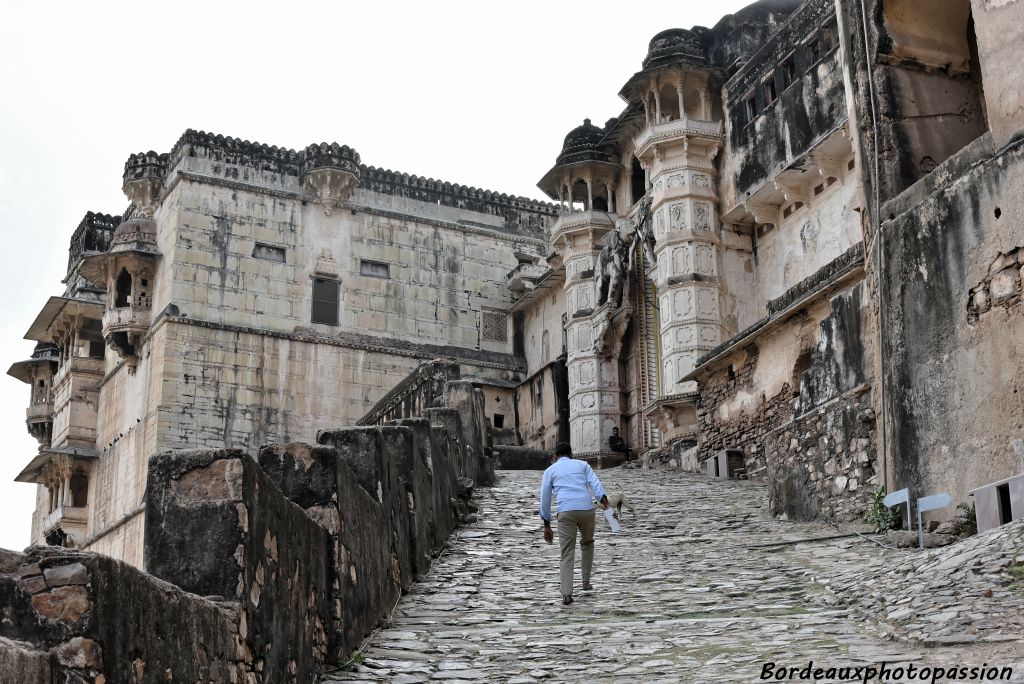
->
[916,493,952,549]
[883,488,911,532]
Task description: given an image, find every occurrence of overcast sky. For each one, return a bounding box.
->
[0,0,753,551]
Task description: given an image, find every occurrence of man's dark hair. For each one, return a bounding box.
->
[554,442,572,456]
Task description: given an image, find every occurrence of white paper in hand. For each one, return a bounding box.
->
[603,508,621,533]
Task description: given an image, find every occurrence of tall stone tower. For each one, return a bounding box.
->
[537,121,626,463]
[621,29,725,443]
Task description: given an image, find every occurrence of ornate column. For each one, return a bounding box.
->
[556,213,622,461]
[632,72,724,442]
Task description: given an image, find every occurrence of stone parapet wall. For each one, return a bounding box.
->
[165,129,556,236]
[357,359,460,426]
[1,390,488,680]
[144,448,331,681]
[492,445,552,470]
[0,545,241,682]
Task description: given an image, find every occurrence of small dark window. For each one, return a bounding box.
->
[493,413,505,429]
[253,243,286,263]
[780,54,797,90]
[70,471,88,508]
[783,202,805,218]
[89,341,105,359]
[311,278,339,325]
[743,92,757,125]
[763,77,778,106]
[821,19,838,51]
[806,35,824,69]
[360,260,390,278]
[114,268,132,308]
[630,158,646,205]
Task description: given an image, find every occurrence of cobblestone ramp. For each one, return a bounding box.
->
[326,470,1024,683]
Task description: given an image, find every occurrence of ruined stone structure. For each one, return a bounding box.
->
[5,1,1024,675]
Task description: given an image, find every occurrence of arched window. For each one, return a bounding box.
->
[114,268,132,308]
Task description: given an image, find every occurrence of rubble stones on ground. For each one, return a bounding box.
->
[825,520,1024,648]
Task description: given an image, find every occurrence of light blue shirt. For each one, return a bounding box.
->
[539,456,606,522]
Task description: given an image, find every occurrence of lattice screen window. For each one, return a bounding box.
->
[481,310,508,343]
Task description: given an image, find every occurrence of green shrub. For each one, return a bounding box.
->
[952,501,977,536]
[866,487,900,532]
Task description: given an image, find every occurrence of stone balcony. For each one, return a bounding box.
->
[40,504,89,543]
[102,305,151,358]
[26,401,53,422]
[26,400,54,445]
[506,262,551,294]
[54,355,105,388]
[633,116,724,159]
[549,210,617,247]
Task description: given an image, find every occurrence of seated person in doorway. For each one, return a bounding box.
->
[608,427,631,462]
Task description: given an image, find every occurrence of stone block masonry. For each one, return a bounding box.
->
[762,385,877,521]
[0,545,240,682]
[145,448,332,681]
[0,378,489,680]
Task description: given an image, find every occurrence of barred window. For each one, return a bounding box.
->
[311,278,339,325]
[254,243,286,263]
[360,259,390,278]
[481,310,508,343]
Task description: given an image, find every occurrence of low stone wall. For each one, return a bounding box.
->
[260,415,472,659]
[145,448,331,681]
[492,445,552,470]
[762,385,878,521]
[642,440,700,471]
[0,545,240,682]
[258,441,400,660]
[0,380,491,680]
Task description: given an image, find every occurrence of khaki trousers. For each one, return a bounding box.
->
[557,509,596,595]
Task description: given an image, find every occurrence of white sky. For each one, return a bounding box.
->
[0,0,753,551]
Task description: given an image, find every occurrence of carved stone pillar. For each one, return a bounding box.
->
[632,81,725,442]
[553,212,624,464]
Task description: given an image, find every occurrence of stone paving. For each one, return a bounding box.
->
[325,469,1024,683]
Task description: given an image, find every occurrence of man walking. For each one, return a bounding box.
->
[539,442,610,605]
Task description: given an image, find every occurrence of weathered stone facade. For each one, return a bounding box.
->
[7,0,1024,590]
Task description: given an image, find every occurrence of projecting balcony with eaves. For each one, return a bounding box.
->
[506,262,551,295]
[40,504,89,543]
[102,306,151,358]
[549,210,617,247]
[633,117,724,160]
